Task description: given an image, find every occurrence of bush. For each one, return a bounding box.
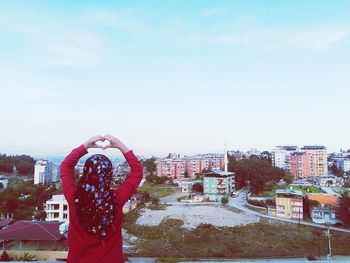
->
[0,250,11,261]
[151,196,160,205]
[15,252,36,261]
[221,196,229,205]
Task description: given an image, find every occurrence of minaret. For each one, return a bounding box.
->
[224,139,228,173]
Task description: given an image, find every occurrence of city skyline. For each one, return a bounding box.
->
[1,1,350,156]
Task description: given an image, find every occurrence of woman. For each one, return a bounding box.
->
[60,134,143,263]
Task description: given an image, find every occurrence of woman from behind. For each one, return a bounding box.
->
[60,134,143,263]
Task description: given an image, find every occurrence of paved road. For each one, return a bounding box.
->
[228,189,350,234]
[159,187,188,203]
[321,186,341,196]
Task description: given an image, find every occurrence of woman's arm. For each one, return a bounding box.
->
[60,135,104,204]
[104,134,143,205]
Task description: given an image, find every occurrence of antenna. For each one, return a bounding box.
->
[224,138,228,172]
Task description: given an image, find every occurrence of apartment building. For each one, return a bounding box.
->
[271,146,299,169]
[335,157,350,173]
[44,194,68,222]
[155,159,186,180]
[275,189,303,220]
[290,152,311,179]
[156,154,224,179]
[34,160,60,185]
[301,146,328,177]
[203,169,235,202]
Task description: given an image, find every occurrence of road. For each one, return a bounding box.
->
[321,186,341,196]
[228,189,350,234]
[159,187,188,203]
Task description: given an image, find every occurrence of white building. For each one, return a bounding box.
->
[44,194,69,222]
[0,176,8,189]
[271,146,298,169]
[34,160,48,184]
[315,175,344,187]
[336,158,350,173]
[311,205,341,225]
[34,160,60,185]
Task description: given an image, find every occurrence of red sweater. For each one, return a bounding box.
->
[60,144,143,263]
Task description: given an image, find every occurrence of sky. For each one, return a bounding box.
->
[0,0,350,157]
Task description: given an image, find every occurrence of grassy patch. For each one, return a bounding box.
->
[138,183,176,198]
[123,208,350,259]
[147,204,169,210]
[289,185,325,194]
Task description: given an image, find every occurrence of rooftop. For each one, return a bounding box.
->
[276,189,303,196]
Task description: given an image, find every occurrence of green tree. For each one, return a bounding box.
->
[0,157,13,173]
[331,163,344,177]
[146,172,155,183]
[221,196,229,205]
[15,160,34,175]
[151,196,160,205]
[339,192,350,227]
[283,172,294,184]
[155,176,168,185]
[142,157,156,173]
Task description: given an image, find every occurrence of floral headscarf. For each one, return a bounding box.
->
[74,154,117,239]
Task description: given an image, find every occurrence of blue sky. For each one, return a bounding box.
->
[0,0,350,157]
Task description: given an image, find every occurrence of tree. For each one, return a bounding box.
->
[283,172,294,185]
[184,170,189,178]
[344,180,350,188]
[142,157,156,173]
[192,183,203,193]
[221,196,229,205]
[325,180,333,187]
[15,160,35,175]
[151,196,160,205]
[0,182,3,189]
[0,158,13,173]
[155,176,168,185]
[339,192,350,227]
[0,250,11,261]
[330,163,344,177]
[146,172,155,183]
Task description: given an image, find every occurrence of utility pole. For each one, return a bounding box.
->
[326,222,332,261]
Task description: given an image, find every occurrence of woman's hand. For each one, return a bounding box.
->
[104,134,130,154]
[83,135,105,150]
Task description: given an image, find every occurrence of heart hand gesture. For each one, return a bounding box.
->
[83,134,130,154]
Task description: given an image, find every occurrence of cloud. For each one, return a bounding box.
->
[81,9,153,35]
[201,8,225,17]
[261,28,349,52]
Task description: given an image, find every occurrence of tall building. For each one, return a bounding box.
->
[271,146,298,169]
[203,147,235,202]
[290,152,311,179]
[34,160,61,185]
[301,146,328,177]
[44,194,68,222]
[275,189,303,220]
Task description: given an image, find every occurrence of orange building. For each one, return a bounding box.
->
[290,152,311,179]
